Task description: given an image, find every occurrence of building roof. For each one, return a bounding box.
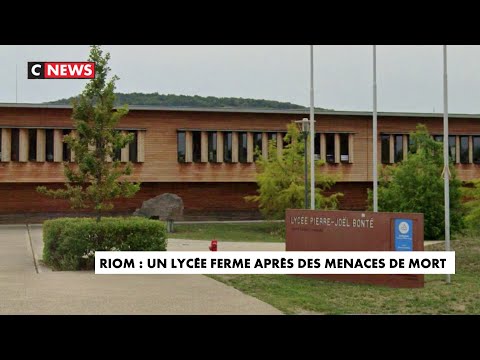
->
[1,102,480,119]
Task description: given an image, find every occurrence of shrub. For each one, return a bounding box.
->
[43,217,167,270]
[368,124,464,240]
[463,179,480,233]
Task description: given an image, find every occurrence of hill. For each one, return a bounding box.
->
[46,92,329,110]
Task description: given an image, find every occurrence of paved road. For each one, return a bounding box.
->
[0,225,281,315]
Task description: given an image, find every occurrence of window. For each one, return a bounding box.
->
[314,133,321,160]
[436,135,457,163]
[407,134,416,154]
[253,133,262,161]
[460,136,469,164]
[267,132,276,145]
[28,129,37,161]
[340,134,349,163]
[62,129,71,162]
[11,128,19,162]
[46,129,54,162]
[224,132,232,163]
[113,145,121,161]
[448,136,456,163]
[282,132,290,146]
[128,131,138,162]
[381,135,390,164]
[192,131,201,163]
[111,130,121,161]
[238,132,247,163]
[177,131,186,163]
[473,136,480,164]
[394,135,403,163]
[325,133,335,163]
[208,132,217,163]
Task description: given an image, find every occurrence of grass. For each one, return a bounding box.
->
[169,222,284,242]
[211,237,480,314]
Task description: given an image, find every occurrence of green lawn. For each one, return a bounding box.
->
[169,222,284,242]
[211,237,480,314]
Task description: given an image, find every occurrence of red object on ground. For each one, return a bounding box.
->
[209,240,218,251]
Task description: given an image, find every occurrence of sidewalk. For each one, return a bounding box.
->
[0,225,281,315]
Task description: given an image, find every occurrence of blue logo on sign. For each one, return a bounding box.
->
[394,219,413,251]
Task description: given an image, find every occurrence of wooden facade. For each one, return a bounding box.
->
[1,104,480,218]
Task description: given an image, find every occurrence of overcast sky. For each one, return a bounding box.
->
[1,45,480,113]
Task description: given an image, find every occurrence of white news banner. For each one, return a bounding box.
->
[95,251,455,275]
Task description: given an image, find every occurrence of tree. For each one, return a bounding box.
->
[245,123,342,219]
[37,45,140,221]
[368,124,463,240]
[462,179,480,233]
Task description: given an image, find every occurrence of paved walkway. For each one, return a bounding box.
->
[0,225,281,315]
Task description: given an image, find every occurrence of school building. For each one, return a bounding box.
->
[1,103,479,221]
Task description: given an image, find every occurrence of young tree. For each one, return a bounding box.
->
[245,123,342,219]
[368,124,463,240]
[37,45,140,221]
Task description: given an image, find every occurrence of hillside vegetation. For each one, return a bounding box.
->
[46,92,329,110]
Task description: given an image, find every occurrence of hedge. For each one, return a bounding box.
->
[43,217,167,270]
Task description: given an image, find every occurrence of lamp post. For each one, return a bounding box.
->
[296,118,310,209]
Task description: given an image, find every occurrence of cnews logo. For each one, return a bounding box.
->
[28,62,95,79]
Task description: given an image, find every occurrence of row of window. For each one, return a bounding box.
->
[177,131,354,164]
[381,134,480,164]
[0,128,144,163]
[313,133,352,163]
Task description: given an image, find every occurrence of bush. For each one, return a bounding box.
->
[463,179,480,233]
[43,217,167,270]
[368,124,464,240]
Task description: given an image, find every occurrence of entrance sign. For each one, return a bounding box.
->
[394,219,413,251]
[286,209,425,288]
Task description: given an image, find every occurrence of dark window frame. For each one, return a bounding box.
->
[394,134,403,163]
[224,132,232,163]
[28,129,37,161]
[381,134,390,164]
[340,133,349,163]
[325,133,335,164]
[473,136,480,164]
[253,132,262,161]
[208,132,217,163]
[45,129,54,162]
[62,129,71,162]
[460,136,469,164]
[177,131,186,163]
[238,132,247,163]
[267,132,276,146]
[11,128,20,162]
[128,130,138,163]
[191,131,201,163]
[314,133,321,160]
[448,135,456,163]
[112,130,121,161]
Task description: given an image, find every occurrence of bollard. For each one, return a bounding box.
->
[166,219,174,233]
[209,240,218,251]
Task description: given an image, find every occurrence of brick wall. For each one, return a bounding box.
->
[326,182,371,210]
[0,181,371,221]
